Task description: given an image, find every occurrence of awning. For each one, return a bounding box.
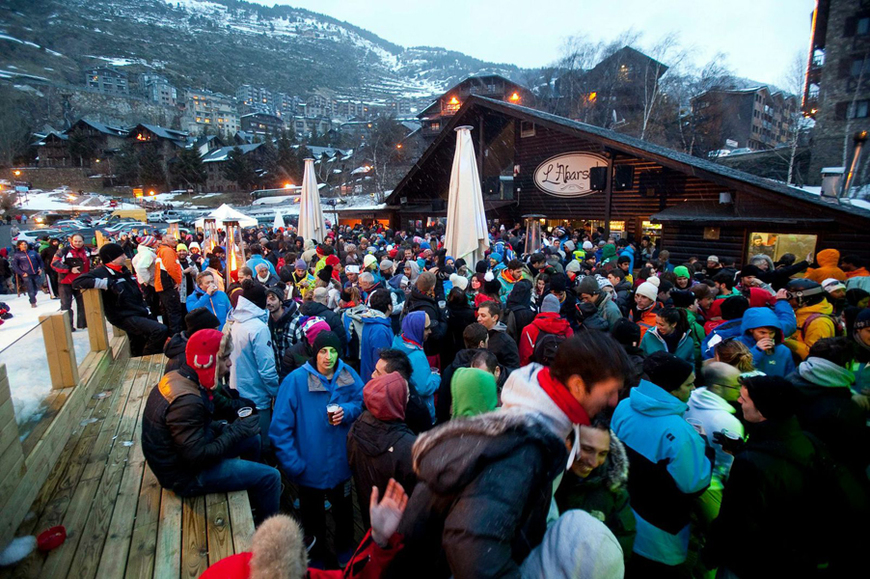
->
[650,201,835,225]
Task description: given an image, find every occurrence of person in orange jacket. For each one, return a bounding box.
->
[200,478,407,579]
[805,249,846,283]
[155,233,184,334]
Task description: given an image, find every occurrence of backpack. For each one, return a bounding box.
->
[533,329,566,366]
[800,313,844,341]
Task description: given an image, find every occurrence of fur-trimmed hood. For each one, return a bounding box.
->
[588,431,630,493]
[412,410,567,495]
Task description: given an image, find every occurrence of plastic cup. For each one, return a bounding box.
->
[326,403,341,425]
[237,407,253,418]
[686,418,705,436]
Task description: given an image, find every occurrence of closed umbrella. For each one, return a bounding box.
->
[298,158,325,243]
[445,126,489,266]
[273,209,284,231]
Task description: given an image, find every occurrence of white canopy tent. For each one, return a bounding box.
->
[298,158,326,243]
[194,203,258,229]
[444,126,490,266]
[273,209,284,231]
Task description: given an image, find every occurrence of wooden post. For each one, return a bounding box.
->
[40,311,79,389]
[95,230,108,249]
[82,289,109,352]
[0,363,26,522]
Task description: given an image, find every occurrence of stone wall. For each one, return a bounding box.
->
[2,167,105,193]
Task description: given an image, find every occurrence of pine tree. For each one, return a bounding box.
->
[139,146,168,190]
[66,128,96,167]
[169,148,206,191]
[223,146,256,190]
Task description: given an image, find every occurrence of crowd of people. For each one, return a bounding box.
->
[11,218,870,577]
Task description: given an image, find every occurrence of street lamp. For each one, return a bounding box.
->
[13,170,21,177]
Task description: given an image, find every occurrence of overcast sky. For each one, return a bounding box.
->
[249,0,815,87]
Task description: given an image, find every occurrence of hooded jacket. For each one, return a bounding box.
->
[154,243,182,292]
[299,300,347,354]
[784,299,837,360]
[403,287,446,355]
[488,321,521,373]
[611,380,712,565]
[684,387,743,482]
[451,367,498,417]
[392,318,439,422]
[519,313,574,367]
[639,327,695,366]
[163,331,189,374]
[269,360,363,489]
[347,372,417,528]
[593,291,622,330]
[738,305,797,377]
[356,310,394,383]
[246,254,277,278]
[504,281,537,342]
[806,249,846,283]
[186,287,232,327]
[229,297,280,409]
[435,348,485,424]
[554,433,636,559]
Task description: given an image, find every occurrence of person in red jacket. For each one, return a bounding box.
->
[51,233,90,330]
[200,478,407,579]
[519,294,574,366]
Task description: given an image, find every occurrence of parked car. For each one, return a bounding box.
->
[54,219,90,230]
[13,228,63,244]
[707,149,731,159]
[729,147,753,155]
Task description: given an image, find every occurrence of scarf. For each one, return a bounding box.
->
[537,367,591,469]
[797,357,855,388]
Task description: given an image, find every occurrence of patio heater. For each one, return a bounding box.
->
[223,220,245,286]
[838,130,868,201]
[165,221,180,241]
[523,214,546,256]
[203,218,218,253]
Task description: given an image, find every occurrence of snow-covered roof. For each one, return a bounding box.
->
[69,118,127,138]
[201,143,262,163]
[821,167,845,174]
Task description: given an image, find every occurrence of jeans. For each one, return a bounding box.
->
[298,479,354,562]
[20,274,40,304]
[59,283,86,329]
[257,407,273,457]
[118,315,168,356]
[177,436,281,526]
[158,287,184,334]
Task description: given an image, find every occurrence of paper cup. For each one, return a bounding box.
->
[237,407,253,418]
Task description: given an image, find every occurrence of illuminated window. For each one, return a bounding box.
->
[747,232,817,262]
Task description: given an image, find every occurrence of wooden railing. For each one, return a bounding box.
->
[0,289,129,546]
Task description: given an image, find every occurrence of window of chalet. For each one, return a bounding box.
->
[747,232,817,263]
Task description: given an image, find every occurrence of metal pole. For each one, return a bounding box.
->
[838,130,868,200]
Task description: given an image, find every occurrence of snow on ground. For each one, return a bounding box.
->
[17,189,138,212]
[0,291,94,427]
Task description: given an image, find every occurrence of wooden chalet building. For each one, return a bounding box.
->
[386,96,870,265]
[36,119,127,168]
[35,130,70,167]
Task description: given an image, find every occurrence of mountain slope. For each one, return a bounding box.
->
[0,0,523,99]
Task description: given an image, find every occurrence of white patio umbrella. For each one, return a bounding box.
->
[273,209,284,231]
[298,158,325,243]
[444,126,489,266]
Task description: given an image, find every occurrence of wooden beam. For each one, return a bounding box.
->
[82,289,109,353]
[40,311,79,389]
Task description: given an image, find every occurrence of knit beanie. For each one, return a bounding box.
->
[741,375,797,420]
[325,254,340,267]
[643,351,693,392]
[242,280,267,310]
[185,329,223,390]
[265,282,286,301]
[302,316,330,345]
[185,307,220,334]
[565,260,582,274]
[611,318,641,348]
[379,259,394,272]
[720,295,750,320]
[541,294,561,313]
[475,260,488,274]
[576,276,600,296]
[549,273,568,293]
[294,258,307,270]
[484,274,501,296]
[635,281,659,302]
[854,308,870,331]
[450,273,469,291]
[137,235,157,248]
[674,266,691,279]
[176,243,188,252]
[99,243,125,264]
[582,241,594,251]
[739,264,763,278]
[363,254,377,269]
[317,265,333,283]
[646,275,661,288]
[312,330,341,356]
[670,289,695,308]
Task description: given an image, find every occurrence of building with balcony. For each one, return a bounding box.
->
[804,0,870,182]
[140,74,177,107]
[84,68,129,96]
[183,89,240,137]
[237,84,273,115]
[241,112,285,138]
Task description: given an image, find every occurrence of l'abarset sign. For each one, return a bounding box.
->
[533,151,608,197]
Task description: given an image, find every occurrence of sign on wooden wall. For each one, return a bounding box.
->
[533,152,608,198]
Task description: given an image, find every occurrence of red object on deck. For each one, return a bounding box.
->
[37,526,67,551]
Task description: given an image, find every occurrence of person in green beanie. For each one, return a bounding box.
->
[451,351,499,418]
[601,244,618,267]
[674,265,695,290]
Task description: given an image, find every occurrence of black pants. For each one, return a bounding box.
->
[626,554,690,578]
[59,283,86,329]
[118,315,168,356]
[157,287,184,335]
[297,479,354,563]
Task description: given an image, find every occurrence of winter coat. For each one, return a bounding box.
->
[154,243,182,292]
[519,313,574,367]
[497,269,520,302]
[612,280,633,314]
[141,366,253,492]
[788,358,869,475]
[403,288,446,356]
[11,248,43,277]
[269,360,363,489]
[503,281,537,343]
[246,254,277,278]
[132,245,156,285]
[163,331,189,374]
[436,348,484,424]
[488,321,521,373]
[705,417,827,577]
[51,245,90,285]
[684,387,744,483]
[784,300,837,361]
[701,318,743,359]
[73,265,150,326]
[451,367,498,417]
[357,311,394,383]
[298,300,348,355]
[254,272,280,289]
[738,305,797,377]
[593,292,622,330]
[629,302,662,339]
[805,248,846,283]
[444,300,476,367]
[385,411,568,579]
[554,433,636,560]
[611,379,712,565]
[391,334,439,422]
[347,384,417,528]
[269,301,300,380]
[186,287,232,327]
[229,297,280,410]
[640,328,695,366]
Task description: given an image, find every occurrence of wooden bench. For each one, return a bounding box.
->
[0,354,256,579]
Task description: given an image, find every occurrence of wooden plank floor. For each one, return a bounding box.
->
[0,354,256,579]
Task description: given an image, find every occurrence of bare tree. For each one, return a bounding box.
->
[778,51,813,186]
[639,33,683,141]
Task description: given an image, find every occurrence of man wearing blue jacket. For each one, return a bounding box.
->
[612,351,713,574]
[11,240,43,307]
[186,271,232,326]
[245,245,277,278]
[738,303,797,377]
[357,288,395,383]
[269,330,364,567]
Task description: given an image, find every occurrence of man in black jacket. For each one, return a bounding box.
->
[163,307,220,374]
[73,243,168,356]
[141,328,280,525]
[435,323,488,424]
[477,301,520,374]
[402,272,446,357]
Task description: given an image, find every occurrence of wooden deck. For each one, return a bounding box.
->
[0,354,255,579]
